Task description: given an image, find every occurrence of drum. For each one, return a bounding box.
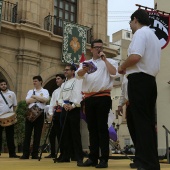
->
[0,112,17,127]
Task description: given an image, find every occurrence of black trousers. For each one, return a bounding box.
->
[22,113,44,157]
[85,96,111,162]
[60,107,83,161]
[127,73,160,170]
[49,111,62,156]
[126,105,136,147]
[0,124,16,155]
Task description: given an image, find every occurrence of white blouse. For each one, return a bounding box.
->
[26,88,49,109]
[75,58,118,93]
[48,87,61,115]
[58,78,83,107]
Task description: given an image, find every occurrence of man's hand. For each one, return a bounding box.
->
[82,65,89,73]
[98,52,107,61]
[77,65,89,77]
[48,114,53,123]
[67,104,74,111]
[118,65,126,74]
[63,104,70,111]
[117,106,123,116]
[31,95,37,99]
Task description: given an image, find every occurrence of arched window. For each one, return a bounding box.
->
[54,0,77,23]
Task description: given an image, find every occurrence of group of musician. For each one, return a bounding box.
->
[0,38,117,169]
[0,8,161,170]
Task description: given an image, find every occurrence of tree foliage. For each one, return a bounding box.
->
[15,100,27,145]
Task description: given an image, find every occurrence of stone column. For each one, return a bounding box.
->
[93,0,108,44]
[78,0,108,45]
[18,0,41,27]
[16,49,41,101]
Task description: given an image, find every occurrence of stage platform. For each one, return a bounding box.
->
[0,153,169,170]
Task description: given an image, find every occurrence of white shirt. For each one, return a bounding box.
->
[126,26,161,77]
[58,78,82,107]
[0,90,17,115]
[75,58,118,92]
[26,88,49,109]
[48,87,61,115]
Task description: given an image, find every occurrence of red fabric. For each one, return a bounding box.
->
[79,53,86,63]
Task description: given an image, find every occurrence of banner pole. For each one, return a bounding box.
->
[135,4,170,15]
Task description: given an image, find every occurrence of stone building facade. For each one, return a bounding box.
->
[0,0,117,101]
[153,0,170,155]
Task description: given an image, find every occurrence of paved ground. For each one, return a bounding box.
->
[0,153,170,170]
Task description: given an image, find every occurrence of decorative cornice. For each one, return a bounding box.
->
[16,48,41,66]
[1,21,63,43]
[1,21,118,59]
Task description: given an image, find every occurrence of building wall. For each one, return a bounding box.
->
[154,0,170,155]
[0,0,117,101]
[0,0,117,150]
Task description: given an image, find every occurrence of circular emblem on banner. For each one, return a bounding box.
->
[148,11,170,49]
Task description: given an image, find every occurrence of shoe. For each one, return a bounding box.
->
[44,154,55,158]
[95,160,108,168]
[130,162,138,169]
[77,160,84,166]
[32,156,40,159]
[57,158,70,163]
[56,153,62,161]
[20,155,29,159]
[9,154,20,158]
[79,158,98,167]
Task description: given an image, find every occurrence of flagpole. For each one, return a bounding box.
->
[135,4,170,15]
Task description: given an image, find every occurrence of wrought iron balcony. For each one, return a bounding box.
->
[1,0,17,23]
[44,14,93,44]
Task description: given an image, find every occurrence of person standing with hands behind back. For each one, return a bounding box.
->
[20,75,49,159]
[118,9,161,170]
[44,74,65,159]
[76,39,118,168]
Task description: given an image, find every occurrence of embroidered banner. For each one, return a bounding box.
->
[146,10,170,49]
[62,21,87,64]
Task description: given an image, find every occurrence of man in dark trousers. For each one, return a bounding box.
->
[58,64,83,166]
[118,9,161,170]
[76,39,117,168]
[0,79,20,158]
[44,74,65,158]
[20,75,49,159]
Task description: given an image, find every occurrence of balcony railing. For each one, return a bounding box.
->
[44,14,93,44]
[162,125,170,163]
[1,1,18,23]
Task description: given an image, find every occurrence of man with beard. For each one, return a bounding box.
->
[58,64,83,166]
[0,79,20,158]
